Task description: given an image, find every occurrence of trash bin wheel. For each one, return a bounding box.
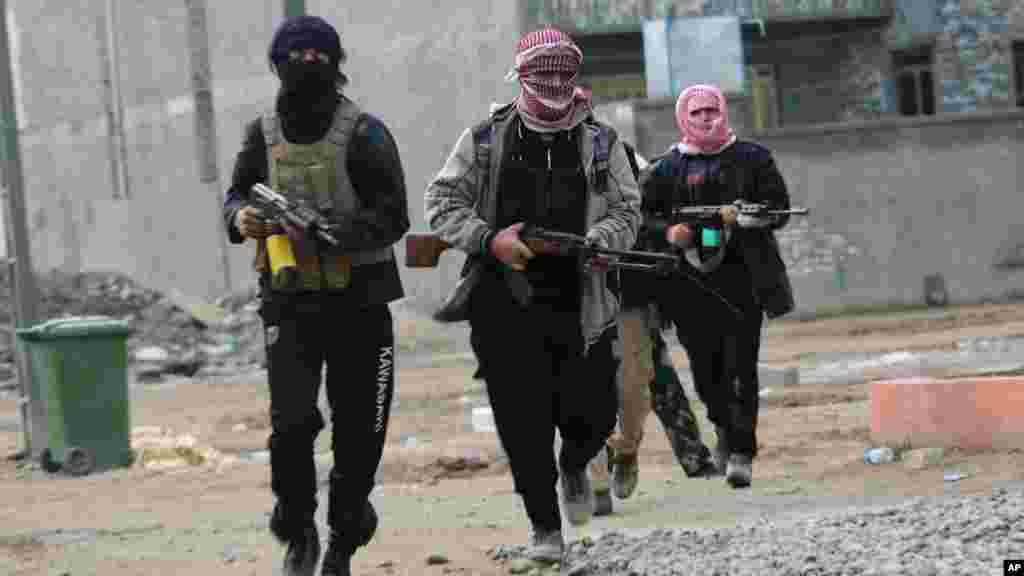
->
[63,446,94,477]
[40,449,62,473]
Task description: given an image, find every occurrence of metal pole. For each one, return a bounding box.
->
[0,0,42,459]
[284,0,305,19]
[186,0,231,294]
[103,0,130,200]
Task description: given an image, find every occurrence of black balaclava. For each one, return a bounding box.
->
[268,16,347,143]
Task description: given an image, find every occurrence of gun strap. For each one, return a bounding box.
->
[591,121,611,190]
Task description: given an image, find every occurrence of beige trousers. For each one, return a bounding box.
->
[606,305,657,456]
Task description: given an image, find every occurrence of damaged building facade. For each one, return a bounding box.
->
[2,0,1023,314]
[532,0,1024,152]
[538,0,1024,313]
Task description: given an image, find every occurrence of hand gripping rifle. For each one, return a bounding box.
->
[519,226,745,318]
[404,226,677,272]
[249,183,340,291]
[250,183,340,247]
[405,225,744,319]
[672,200,809,225]
[518,224,678,273]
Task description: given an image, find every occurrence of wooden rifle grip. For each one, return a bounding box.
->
[405,233,450,268]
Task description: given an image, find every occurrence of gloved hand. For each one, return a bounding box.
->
[490,222,535,271]
[737,213,776,229]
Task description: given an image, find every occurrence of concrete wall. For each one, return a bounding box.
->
[3,1,521,304]
[608,98,1024,314]
[304,1,522,310]
[762,110,1024,313]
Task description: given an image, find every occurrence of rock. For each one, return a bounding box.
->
[436,452,490,473]
[903,447,945,470]
[426,553,450,565]
[201,343,236,358]
[134,346,170,363]
[165,289,227,328]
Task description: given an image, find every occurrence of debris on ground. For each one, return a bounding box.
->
[0,269,267,386]
[131,426,238,472]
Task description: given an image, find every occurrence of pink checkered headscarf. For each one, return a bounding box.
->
[505,29,592,133]
[675,84,736,155]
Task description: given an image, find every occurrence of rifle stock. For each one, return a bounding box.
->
[405,233,452,268]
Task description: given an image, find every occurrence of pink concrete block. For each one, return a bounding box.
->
[870,376,1024,450]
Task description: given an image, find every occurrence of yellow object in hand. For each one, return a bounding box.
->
[266,234,300,291]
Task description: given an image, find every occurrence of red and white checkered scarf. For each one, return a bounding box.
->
[675,84,736,155]
[505,29,592,133]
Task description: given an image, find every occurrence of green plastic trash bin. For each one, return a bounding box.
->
[16,315,134,476]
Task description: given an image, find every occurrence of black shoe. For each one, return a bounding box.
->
[281,523,320,576]
[320,501,378,575]
[320,532,353,576]
[526,527,565,564]
[726,453,753,489]
[558,465,593,526]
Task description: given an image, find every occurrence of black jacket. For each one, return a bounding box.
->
[635,140,795,319]
[222,111,410,306]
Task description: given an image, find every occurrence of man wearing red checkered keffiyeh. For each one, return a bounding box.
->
[506,28,592,133]
[424,26,643,566]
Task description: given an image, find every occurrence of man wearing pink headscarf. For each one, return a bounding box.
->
[635,84,795,489]
[425,29,640,562]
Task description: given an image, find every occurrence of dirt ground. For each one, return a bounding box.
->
[2,302,1024,575]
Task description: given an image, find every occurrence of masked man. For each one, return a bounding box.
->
[424,29,639,564]
[222,16,409,576]
[642,84,794,489]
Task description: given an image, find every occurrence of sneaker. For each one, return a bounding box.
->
[612,452,639,499]
[281,523,321,576]
[726,453,753,489]
[526,528,564,564]
[593,489,614,517]
[559,466,593,526]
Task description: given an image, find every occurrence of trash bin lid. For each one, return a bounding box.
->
[16,315,134,341]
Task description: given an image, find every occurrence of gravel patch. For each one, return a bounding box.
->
[494,488,1022,576]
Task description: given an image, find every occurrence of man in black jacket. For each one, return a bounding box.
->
[424,28,639,564]
[641,84,794,490]
[222,15,409,576]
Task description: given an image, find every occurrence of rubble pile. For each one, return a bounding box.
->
[38,271,164,319]
[0,269,268,387]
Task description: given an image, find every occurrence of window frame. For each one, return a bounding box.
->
[891,44,936,117]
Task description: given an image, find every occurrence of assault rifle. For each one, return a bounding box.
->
[250,183,340,247]
[405,225,678,273]
[672,200,809,225]
[406,225,743,318]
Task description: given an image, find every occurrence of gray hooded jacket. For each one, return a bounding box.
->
[423,107,641,350]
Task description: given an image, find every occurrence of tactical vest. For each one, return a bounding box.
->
[254,96,394,291]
